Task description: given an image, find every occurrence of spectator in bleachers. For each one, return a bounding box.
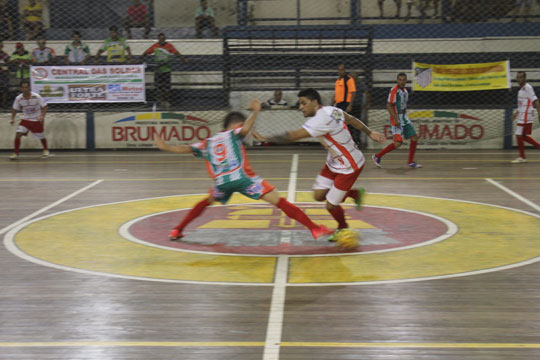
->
[31,39,56,65]
[0,41,9,107]
[64,31,91,65]
[123,0,151,39]
[0,0,14,41]
[22,0,43,40]
[10,42,31,81]
[94,26,132,64]
[142,33,188,110]
[195,0,218,38]
[262,90,288,109]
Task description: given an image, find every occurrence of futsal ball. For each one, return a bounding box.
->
[335,229,360,249]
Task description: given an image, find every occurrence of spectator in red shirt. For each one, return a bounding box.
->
[123,0,150,39]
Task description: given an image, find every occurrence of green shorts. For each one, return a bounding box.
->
[391,123,417,142]
[211,176,274,204]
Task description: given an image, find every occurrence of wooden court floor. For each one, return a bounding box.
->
[1,147,540,360]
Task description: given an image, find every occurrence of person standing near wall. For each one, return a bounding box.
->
[64,31,91,65]
[9,80,49,160]
[334,63,362,145]
[142,33,188,110]
[0,41,9,108]
[10,42,31,81]
[511,71,540,163]
[31,38,56,65]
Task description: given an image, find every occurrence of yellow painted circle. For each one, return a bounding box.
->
[5,193,540,285]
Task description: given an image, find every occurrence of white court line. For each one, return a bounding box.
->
[263,153,298,360]
[0,180,103,236]
[486,178,540,213]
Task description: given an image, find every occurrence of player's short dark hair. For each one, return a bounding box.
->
[158,33,165,37]
[297,88,322,105]
[397,72,407,78]
[518,71,527,78]
[109,25,118,32]
[223,111,246,129]
[72,30,81,37]
[20,79,30,87]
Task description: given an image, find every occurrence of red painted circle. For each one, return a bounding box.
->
[128,204,448,255]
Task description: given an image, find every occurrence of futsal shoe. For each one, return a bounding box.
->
[42,150,50,158]
[9,153,18,160]
[511,157,527,163]
[407,162,422,168]
[355,187,365,210]
[311,225,334,240]
[327,228,347,243]
[168,229,184,241]
[372,154,382,168]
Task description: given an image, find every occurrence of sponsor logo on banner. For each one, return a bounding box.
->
[367,109,504,149]
[94,112,224,149]
[29,65,145,103]
[68,84,107,101]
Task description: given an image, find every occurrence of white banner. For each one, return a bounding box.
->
[30,65,146,103]
[94,111,226,149]
[0,113,87,150]
[366,109,505,149]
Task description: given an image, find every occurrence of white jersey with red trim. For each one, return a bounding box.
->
[517,83,538,124]
[13,92,47,121]
[302,106,364,174]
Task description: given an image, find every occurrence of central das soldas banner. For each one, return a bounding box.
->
[30,65,145,103]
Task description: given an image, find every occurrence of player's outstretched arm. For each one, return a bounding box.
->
[154,135,192,154]
[344,112,386,144]
[239,99,261,137]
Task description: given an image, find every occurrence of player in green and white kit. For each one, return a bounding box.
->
[154,99,333,241]
[372,72,422,168]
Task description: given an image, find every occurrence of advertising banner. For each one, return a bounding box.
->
[94,111,226,149]
[412,61,511,92]
[0,113,87,150]
[366,109,505,149]
[30,65,145,103]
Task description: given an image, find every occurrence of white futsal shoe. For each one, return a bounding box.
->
[42,150,50,158]
[510,157,527,164]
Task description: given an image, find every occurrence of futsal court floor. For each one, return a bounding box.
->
[1,147,540,360]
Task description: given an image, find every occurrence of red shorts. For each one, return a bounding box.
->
[318,164,363,191]
[516,123,532,136]
[18,119,44,134]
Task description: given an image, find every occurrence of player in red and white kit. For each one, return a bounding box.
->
[255,88,386,233]
[512,71,540,163]
[10,80,49,160]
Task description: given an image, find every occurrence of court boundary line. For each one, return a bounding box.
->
[486,178,540,212]
[0,180,103,236]
[2,341,540,349]
[263,153,298,360]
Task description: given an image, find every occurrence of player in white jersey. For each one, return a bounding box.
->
[154,99,333,241]
[255,88,386,232]
[9,80,48,160]
[511,71,540,163]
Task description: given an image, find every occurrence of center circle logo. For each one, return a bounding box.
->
[125,204,452,255]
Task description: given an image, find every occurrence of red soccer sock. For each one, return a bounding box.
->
[40,138,48,150]
[14,138,21,154]
[408,140,418,164]
[276,198,317,231]
[517,136,525,158]
[174,197,211,232]
[376,143,396,159]
[329,205,348,229]
[524,136,540,150]
[346,189,358,201]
